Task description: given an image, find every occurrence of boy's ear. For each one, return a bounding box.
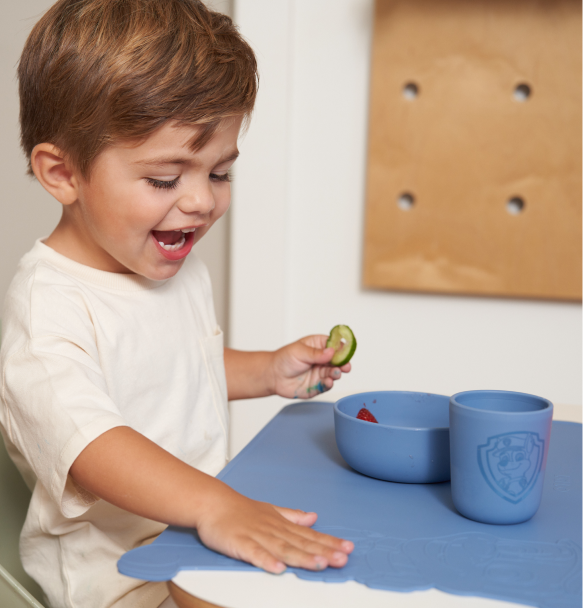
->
[31,144,80,206]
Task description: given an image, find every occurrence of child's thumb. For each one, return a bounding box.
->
[299,343,335,364]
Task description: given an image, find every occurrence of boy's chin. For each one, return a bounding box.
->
[115,248,190,281]
[141,259,187,281]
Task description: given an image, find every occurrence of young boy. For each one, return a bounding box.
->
[0,1,354,607]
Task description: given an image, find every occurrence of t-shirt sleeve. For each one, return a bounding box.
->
[2,287,128,518]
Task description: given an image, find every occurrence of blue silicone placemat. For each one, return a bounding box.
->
[119,402,582,608]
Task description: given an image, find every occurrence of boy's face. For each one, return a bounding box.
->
[65,118,241,280]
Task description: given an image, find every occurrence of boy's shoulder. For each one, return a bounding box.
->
[1,241,97,354]
[7,239,210,297]
[2,241,213,346]
[4,240,99,321]
[9,240,83,291]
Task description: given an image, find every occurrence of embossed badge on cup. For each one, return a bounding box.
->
[478,432,544,503]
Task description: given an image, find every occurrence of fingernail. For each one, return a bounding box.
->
[333,551,345,560]
[314,556,327,570]
[333,369,341,377]
[342,541,354,552]
[273,562,286,574]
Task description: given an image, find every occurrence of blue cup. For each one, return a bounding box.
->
[449,390,553,524]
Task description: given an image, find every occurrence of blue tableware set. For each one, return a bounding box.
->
[334,389,554,525]
[119,391,580,608]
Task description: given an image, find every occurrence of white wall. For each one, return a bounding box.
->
[229,0,582,457]
[0,0,62,314]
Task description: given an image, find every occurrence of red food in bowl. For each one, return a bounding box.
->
[356,408,378,423]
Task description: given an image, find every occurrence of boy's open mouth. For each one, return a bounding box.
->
[152,229,189,252]
[151,228,196,261]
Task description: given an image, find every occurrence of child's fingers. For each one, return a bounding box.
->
[286,521,355,556]
[320,363,351,380]
[274,506,318,526]
[296,336,338,364]
[298,336,353,373]
[249,540,330,572]
[269,527,352,569]
[199,498,354,574]
[226,522,350,572]
[325,368,342,381]
[245,544,287,574]
[266,542,333,571]
[273,506,354,555]
[300,334,330,350]
[298,343,335,365]
[245,532,346,571]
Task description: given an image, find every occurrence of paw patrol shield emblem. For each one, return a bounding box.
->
[478,432,544,503]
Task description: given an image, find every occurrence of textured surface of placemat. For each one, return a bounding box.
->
[119,402,582,608]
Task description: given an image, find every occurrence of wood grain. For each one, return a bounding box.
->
[168,581,226,608]
[363,0,582,300]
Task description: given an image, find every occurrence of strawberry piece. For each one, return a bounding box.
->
[356,408,378,423]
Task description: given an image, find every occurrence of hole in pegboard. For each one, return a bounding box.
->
[397,192,415,210]
[506,197,525,215]
[513,83,531,102]
[402,82,419,100]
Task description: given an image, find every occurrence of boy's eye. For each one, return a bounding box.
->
[145,177,180,190]
[210,171,231,183]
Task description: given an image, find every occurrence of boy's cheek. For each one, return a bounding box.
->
[192,225,211,245]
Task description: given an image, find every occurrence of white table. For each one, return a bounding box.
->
[169,404,581,608]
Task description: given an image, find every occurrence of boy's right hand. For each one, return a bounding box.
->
[70,426,353,574]
[195,485,354,573]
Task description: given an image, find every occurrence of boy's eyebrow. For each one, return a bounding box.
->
[131,150,240,168]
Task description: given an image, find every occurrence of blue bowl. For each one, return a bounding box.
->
[334,391,450,483]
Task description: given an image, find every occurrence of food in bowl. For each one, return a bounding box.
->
[356,407,378,423]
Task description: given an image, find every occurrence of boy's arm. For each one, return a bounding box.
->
[69,426,353,573]
[224,335,351,401]
[223,348,274,399]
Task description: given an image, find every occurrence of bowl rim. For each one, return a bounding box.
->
[450,389,553,416]
[334,390,450,432]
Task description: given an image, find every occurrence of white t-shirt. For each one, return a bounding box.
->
[0,240,229,608]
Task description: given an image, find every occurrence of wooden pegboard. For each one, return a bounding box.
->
[363,0,582,300]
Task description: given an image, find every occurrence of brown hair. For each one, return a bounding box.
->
[18,0,258,178]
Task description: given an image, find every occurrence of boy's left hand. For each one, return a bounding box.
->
[269,335,351,399]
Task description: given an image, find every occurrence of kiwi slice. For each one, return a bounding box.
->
[326,325,357,366]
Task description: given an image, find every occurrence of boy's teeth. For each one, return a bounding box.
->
[158,235,186,251]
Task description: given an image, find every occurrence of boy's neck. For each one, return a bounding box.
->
[44,209,133,274]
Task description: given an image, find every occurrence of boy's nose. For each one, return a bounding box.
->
[176,185,215,216]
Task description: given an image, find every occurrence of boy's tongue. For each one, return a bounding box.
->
[152,230,183,245]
